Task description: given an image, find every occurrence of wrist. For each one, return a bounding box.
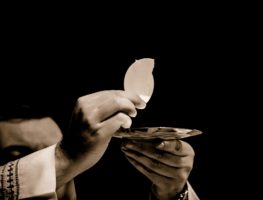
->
[55,143,76,188]
[173,184,188,200]
[151,184,188,200]
[59,132,88,159]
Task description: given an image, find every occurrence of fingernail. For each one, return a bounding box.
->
[121,146,127,151]
[129,110,137,117]
[125,143,134,149]
[136,102,146,109]
[156,141,165,149]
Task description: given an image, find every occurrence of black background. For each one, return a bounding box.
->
[0,4,256,198]
[0,19,222,199]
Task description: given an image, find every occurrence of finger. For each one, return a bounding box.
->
[122,141,191,168]
[156,140,195,157]
[99,113,132,138]
[86,90,146,109]
[122,149,177,178]
[77,90,146,122]
[123,91,146,109]
[103,95,137,118]
[124,156,169,185]
[87,96,137,123]
[125,156,189,193]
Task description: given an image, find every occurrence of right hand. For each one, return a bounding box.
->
[60,90,146,170]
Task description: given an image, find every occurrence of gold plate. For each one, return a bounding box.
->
[113,127,202,140]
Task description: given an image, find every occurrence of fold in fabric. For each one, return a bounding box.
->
[0,145,57,199]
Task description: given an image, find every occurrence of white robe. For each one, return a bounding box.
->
[1,145,199,200]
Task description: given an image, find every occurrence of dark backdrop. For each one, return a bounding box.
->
[0,32,212,199]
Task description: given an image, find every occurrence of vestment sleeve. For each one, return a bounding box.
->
[1,145,60,199]
[187,182,199,200]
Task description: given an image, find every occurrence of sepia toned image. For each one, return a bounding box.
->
[0,30,209,199]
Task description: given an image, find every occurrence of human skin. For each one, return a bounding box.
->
[55,90,146,188]
[121,139,195,200]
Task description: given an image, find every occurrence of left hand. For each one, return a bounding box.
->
[121,139,195,200]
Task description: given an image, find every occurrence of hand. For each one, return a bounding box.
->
[59,90,145,171]
[121,139,195,200]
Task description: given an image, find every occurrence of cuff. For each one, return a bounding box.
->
[0,145,57,199]
[18,144,57,199]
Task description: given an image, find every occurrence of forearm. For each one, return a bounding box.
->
[56,136,113,189]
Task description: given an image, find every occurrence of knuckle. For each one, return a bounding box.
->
[76,97,85,107]
[84,108,96,123]
[88,122,99,131]
[113,90,123,98]
[120,114,131,128]
[116,112,126,121]
[83,114,99,131]
[112,96,123,111]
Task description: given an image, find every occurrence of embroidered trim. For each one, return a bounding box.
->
[0,160,20,200]
[0,163,7,199]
